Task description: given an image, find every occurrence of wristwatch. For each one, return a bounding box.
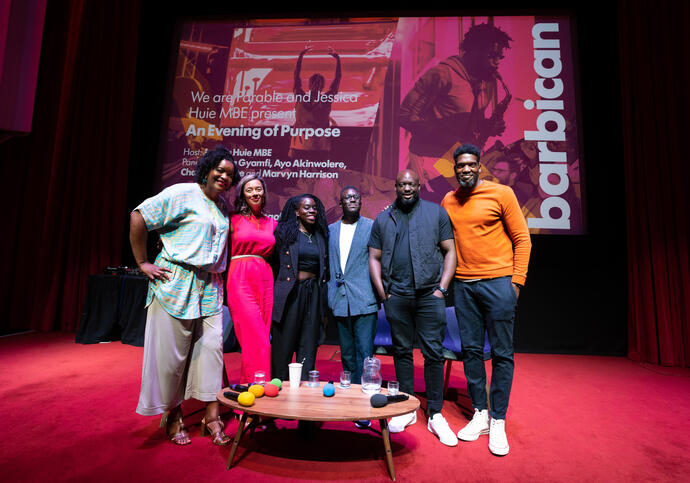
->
[436,286,449,297]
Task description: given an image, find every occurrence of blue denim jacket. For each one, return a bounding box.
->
[327,217,378,317]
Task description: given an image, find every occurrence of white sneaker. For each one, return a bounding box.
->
[488,418,509,456]
[427,413,458,446]
[388,411,417,433]
[457,409,489,441]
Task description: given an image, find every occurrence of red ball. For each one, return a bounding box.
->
[264,383,279,397]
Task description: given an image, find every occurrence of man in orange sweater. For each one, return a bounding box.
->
[441,143,531,456]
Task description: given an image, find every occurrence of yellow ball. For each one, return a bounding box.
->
[237,391,255,407]
[248,384,265,397]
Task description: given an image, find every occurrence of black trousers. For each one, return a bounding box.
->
[271,278,322,381]
[383,291,447,414]
[453,276,516,419]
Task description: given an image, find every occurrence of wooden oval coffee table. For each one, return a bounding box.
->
[217,382,420,480]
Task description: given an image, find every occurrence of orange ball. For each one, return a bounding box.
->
[264,383,279,397]
[249,384,265,397]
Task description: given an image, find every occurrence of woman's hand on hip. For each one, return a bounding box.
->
[139,262,171,281]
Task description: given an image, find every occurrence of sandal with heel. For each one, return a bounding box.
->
[161,410,191,445]
[201,417,231,446]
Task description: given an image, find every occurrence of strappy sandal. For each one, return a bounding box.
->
[201,417,231,446]
[160,410,191,445]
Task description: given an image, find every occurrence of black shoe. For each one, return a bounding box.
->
[355,420,371,429]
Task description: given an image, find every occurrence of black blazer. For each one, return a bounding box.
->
[272,230,329,325]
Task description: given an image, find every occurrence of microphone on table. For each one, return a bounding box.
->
[370,394,409,408]
[224,391,240,401]
[323,381,335,397]
[223,390,255,407]
[229,384,249,392]
[264,383,279,397]
[249,384,265,397]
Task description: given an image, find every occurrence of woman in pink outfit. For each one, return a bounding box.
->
[227,174,277,383]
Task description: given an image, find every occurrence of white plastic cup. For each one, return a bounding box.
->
[288,362,302,389]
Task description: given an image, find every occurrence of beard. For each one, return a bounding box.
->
[396,193,419,212]
[458,174,479,189]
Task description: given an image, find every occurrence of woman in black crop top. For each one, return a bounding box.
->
[271,194,329,382]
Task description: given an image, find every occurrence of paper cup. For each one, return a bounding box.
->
[288,362,302,389]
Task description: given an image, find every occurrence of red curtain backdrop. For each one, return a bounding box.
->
[619,0,690,366]
[0,0,46,132]
[1,1,689,366]
[0,0,140,332]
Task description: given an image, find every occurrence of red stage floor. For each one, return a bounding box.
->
[1,332,689,482]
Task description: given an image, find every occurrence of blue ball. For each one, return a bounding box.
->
[323,383,335,397]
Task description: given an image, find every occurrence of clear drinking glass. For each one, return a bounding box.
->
[339,371,352,388]
[307,369,320,387]
[253,370,266,385]
[387,380,399,396]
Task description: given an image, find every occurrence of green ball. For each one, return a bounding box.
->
[270,378,282,390]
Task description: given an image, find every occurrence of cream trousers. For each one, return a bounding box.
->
[136,297,223,416]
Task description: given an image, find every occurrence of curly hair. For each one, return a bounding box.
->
[195,145,240,187]
[234,173,268,216]
[453,143,482,163]
[461,23,513,54]
[275,194,328,247]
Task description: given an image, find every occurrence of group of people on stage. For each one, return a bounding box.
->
[130,141,531,456]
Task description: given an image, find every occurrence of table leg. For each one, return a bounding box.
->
[379,418,396,481]
[226,412,250,470]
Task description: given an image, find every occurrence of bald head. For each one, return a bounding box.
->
[395,169,420,209]
[396,169,419,185]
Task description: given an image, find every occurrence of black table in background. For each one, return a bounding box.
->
[76,274,149,346]
[76,274,240,351]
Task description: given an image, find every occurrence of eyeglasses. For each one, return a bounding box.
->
[343,193,361,201]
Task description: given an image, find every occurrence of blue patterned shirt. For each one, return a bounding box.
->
[135,183,229,319]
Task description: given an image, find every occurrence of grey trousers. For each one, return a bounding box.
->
[136,297,223,416]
